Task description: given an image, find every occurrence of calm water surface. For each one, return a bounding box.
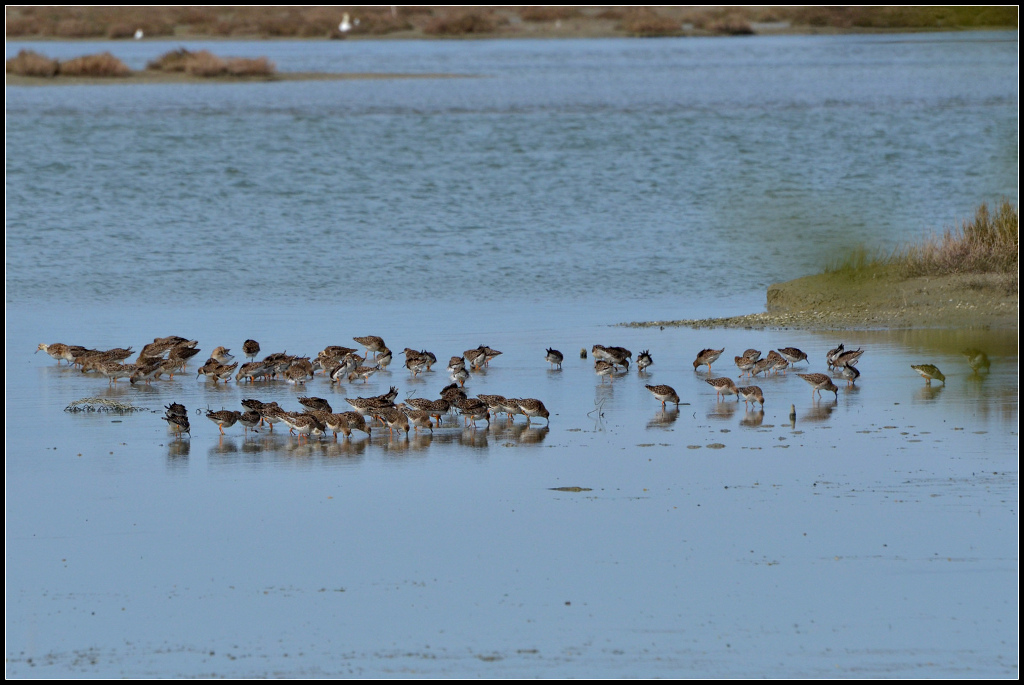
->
[5,33,1018,677]
[6,32,1018,314]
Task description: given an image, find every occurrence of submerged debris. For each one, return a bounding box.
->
[65,397,146,413]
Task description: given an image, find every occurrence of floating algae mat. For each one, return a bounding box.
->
[64,397,147,413]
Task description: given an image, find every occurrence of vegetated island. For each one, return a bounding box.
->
[5,48,460,85]
[626,201,1019,331]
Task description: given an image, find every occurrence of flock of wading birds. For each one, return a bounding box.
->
[36,335,978,440]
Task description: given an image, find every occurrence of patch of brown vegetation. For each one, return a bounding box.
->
[785,6,1019,30]
[520,7,580,22]
[707,14,755,36]
[593,8,624,21]
[146,49,276,78]
[343,11,413,36]
[226,57,276,77]
[900,201,1018,277]
[6,6,174,38]
[620,8,681,37]
[57,52,131,78]
[5,49,59,77]
[184,50,230,77]
[423,11,499,36]
[146,48,193,72]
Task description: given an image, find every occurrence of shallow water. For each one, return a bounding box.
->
[5,33,1019,677]
[6,302,1018,677]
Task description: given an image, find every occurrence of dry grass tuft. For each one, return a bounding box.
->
[520,6,580,22]
[183,50,228,77]
[106,23,139,39]
[146,48,194,72]
[786,5,1018,30]
[620,9,682,37]
[226,57,276,77]
[826,201,1019,281]
[345,11,413,36]
[423,11,497,36]
[901,201,1018,276]
[53,18,105,38]
[148,49,275,77]
[708,15,755,35]
[6,49,60,77]
[58,52,131,77]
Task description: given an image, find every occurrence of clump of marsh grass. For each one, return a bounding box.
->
[520,7,580,22]
[825,201,1019,281]
[7,49,129,78]
[707,14,755,35]
[423,11,498,36]
[5,49,60,77]
[824,245,895,276]
[55,52,131,77]
[146,47,194,72]
[183,50,228,77]
[225,57,275,77]
[147,48,276,77]
[900,201,1018,277]
[620,9,682,37]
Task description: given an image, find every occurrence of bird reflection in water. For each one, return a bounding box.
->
[406,432,433,451]
[166,439,190,462]
[459,426,489,449]
[380,432,411,453]
[209,437,239,455]
[241,433,284,455]
[518,426,549,444]
[707,401,737,421]
[740,409,764,428]
[647,407,680,430]
[283,439,319,459]
[321,439,369,461]
[801,400,837,423]
[488,421,526,441]
[915,385,945,402]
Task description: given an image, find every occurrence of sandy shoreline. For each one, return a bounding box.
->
[624,272,1019,330]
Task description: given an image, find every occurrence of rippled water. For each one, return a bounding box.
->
[6,33,1019,677]
[6,32,1018,319]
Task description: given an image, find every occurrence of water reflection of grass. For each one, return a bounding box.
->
[834,328,1019,358]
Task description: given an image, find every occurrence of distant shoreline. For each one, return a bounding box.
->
[5,5,1017,42]
[5,26,1017,45]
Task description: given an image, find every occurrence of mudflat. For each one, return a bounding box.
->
[627,271,1018,330]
